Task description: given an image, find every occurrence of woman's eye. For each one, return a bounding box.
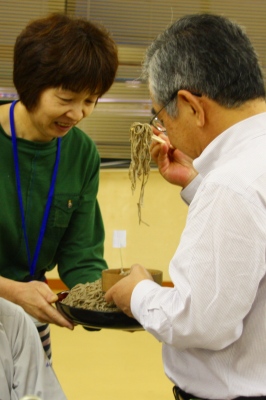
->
[60,98,72,102]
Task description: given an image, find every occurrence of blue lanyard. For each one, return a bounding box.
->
[10,100,61,277]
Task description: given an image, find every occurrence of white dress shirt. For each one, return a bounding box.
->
[0,298,67,400]
[131,113,266,399]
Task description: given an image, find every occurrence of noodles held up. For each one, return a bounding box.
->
[129,122,153,225]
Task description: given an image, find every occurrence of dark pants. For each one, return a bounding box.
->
[173,386,266,400]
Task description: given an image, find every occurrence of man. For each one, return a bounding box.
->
[0,298,66,399]
[105,14,266,400]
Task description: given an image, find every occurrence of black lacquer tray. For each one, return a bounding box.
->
[56,291,143,331]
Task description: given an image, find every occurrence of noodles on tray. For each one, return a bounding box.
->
[129,122,153,225]
[61,279,120,312]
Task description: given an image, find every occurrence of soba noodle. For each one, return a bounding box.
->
[129,122,153,225]
[61,279,120,312]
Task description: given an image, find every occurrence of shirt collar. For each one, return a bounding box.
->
[193,112,266,177]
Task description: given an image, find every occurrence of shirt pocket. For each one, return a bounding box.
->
[44,194,80,246]
[51,194,80,228]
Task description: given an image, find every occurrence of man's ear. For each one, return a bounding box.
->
[178,90,205,127]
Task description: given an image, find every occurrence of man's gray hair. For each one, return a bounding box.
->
[142,13,265,116]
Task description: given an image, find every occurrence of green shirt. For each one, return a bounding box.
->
[0,124,108,288]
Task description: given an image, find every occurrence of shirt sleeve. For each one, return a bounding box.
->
[0,298,67,399]
[131,181,266,351]
[180,173,203,205]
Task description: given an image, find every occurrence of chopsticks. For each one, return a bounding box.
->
[152,134,165,144]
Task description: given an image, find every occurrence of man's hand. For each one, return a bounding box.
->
[150,129,198,188]
[104,264,153,317]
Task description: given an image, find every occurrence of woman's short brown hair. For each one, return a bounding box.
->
[13,13,119,111]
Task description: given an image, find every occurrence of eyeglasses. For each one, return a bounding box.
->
[149,89,202,132]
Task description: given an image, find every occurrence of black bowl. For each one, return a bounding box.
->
[56,291,143,331]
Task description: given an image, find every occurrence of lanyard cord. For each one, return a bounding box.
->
[10,100,61,277]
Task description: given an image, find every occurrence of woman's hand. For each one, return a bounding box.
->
[0,277,74,329]
[151,130,198,188]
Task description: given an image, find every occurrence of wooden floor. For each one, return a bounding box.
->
[50,324,173,400]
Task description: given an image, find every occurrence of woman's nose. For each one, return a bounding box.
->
[65,105,85,121]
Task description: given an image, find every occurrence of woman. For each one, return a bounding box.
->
[0,13,118,358]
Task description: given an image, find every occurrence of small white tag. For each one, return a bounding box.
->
[113,230,126,248]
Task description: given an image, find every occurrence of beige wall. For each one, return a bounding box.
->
[47,169,188,282]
